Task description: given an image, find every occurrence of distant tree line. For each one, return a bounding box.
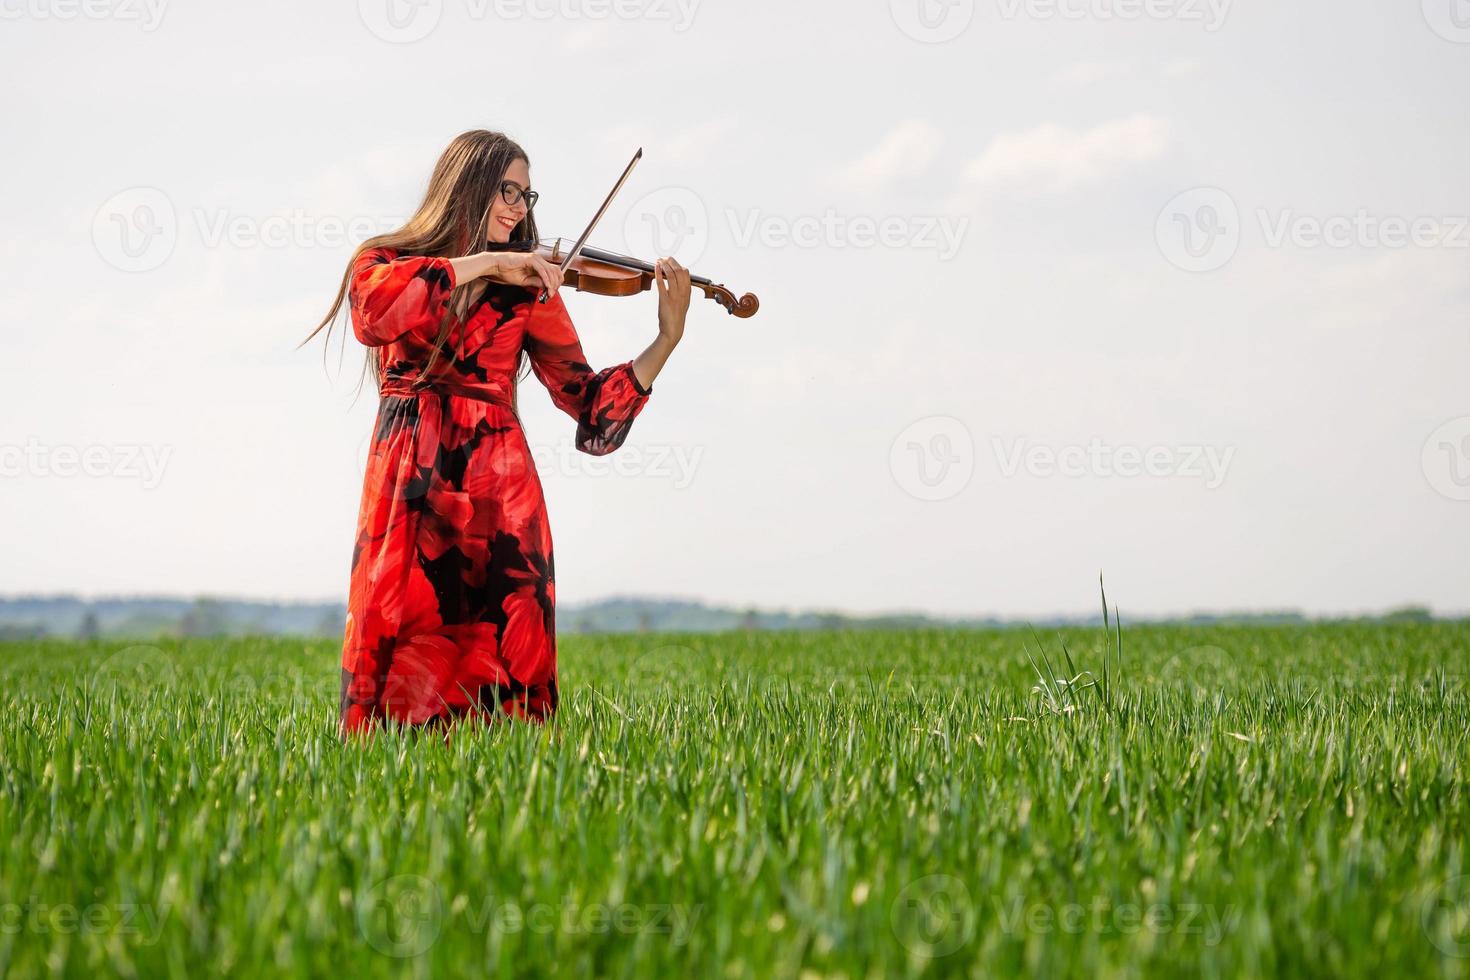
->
[0,594,1454,641]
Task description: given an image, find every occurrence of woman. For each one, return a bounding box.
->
[305,130,691,735]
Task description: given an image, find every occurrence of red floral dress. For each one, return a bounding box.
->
[337,246,652,734]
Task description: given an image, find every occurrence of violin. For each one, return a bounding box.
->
[504,147,760,319]
[511,237,759,318]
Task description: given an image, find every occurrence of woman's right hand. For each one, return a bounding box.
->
[485,251,563,297]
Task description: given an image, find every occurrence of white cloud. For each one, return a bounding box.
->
[835,119,945,191]
[963,114,1170,195]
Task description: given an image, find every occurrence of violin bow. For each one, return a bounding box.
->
[538,147,643,304]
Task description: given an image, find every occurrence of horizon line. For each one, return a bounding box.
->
[0,590,1463,623]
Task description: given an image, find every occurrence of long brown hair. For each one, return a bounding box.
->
[303,129,538,398]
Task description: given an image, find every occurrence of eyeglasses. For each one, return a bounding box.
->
[499,180,539,211]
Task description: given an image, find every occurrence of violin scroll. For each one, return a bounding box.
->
[700,282,760,318]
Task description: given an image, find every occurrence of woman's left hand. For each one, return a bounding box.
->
[654,256,691,345]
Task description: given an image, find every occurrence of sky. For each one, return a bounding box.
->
[2,0,1468,619]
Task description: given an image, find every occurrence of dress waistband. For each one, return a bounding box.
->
[379,376,515,408]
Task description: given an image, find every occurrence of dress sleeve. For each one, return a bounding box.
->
[348,246,458,348]
[524,291,653,456]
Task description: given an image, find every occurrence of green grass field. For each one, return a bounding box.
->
[2,621,1469,978]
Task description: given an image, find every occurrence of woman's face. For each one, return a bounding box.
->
[486,157,531,244]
